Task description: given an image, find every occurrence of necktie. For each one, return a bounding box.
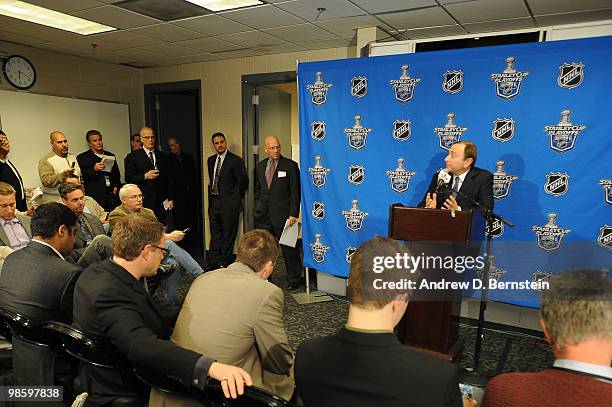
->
[78,217,93,243]
[148,151,155,168]
[451,176,460,198]
[266,159,276,188]
[212,155,221,195]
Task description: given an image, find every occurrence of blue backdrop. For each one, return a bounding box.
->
[297,35,611,307]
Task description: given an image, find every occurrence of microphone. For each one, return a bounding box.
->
[436,168,451,192]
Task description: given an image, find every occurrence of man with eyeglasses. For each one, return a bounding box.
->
[108,184,204,303]
[125,127,174,222]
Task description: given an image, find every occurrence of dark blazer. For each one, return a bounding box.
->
[0,213,31,247]
[0,159,26,211]
[254,156,300,229]
[418,167,494,211]
[207,151,248,214]
[170,152,197,195]
[77,149,121,210]
[124,148,173,213]
[295,327,462,407]
[73,259,209,403]
[74,212,106,250]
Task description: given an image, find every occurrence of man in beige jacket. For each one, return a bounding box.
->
[38,131,81,203]
[149,229,294,406]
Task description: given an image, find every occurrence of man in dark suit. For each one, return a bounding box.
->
[124,127,174,222]
[295,237,469,407]
[206,132,248,269]
[254,135,301,289]
[0,203,81,385]
[77,129,121,212]
[73,215,252,405]
[0,130,26,212]
[167,137,198,232]
[419,141,494,212]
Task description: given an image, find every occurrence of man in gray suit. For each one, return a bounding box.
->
[0,203,82,385]
[0,182,31,272]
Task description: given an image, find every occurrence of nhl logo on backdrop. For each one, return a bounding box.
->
[557,62,584,89]
[346,247,357,264]
[348,165,365,185]
[390,64,421,102]
[544,172,569,196]
[532,213,571,251]
[386,158,416,193]
[493,161,518,200]
[598,225,612,250]
[310,233,330,263]
[599,179,612,205]
[487,218,504,238]
[492,118,515,142]
[532,271,553,291]
[311,121,326,141]
[351,76,367,98]
[475,256,506,282]
[442,70,463,94]
[392,120,411,141]
[311,201,325,220]
[306,71,332,105]
[490,56,529,100]
[342,199,368,232]
[544,109,586,153]
[344,115,372,150]
[308,156,330,188]
[434,113,468,150]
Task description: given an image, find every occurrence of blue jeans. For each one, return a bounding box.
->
[160,240,204,303]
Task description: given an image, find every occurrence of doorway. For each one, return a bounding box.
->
[144,80,204,259]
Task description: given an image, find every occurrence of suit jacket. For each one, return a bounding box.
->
[108,205,157,233]
[295,327,462,407]
[170,152,197,195]
[418,167,494,211]
[207,151,248,215]
[124,148,173,213]
[0,213,31,248]
[73,258,208,403]
[254,156,300,229]
[149,262,294,407]
[0,159,26,211]
[67,212,107,263]
[77,149,121,210]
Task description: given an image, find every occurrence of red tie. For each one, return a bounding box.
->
[266,160,276,188]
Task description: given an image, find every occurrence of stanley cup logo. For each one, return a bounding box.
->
[544,109,586,153]
[390,64,420,103]
[532,213,571,251]
[308,155,330,188]
[342,199,368,232]
[310,233,330,263]
[386,158,415,193]
[306,71,332,105]
[491,56,528,100]
[434,113,467,150]
[344,115,372,150]
[493,160,518,200]
[445,113,457,128]
[475,255,506,282]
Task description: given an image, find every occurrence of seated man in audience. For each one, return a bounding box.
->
[482,270,612,407]
[150,229,294,407]
[38,131,80,203]
[0,203,81,385]
[65,175,108,224]
[295,236,469,407]
[109,184,204,302]
[0,182,31,271]
[73,215,252,405]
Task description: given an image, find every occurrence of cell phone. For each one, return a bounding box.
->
[71,161,76,169]
[459,383,473,399]
[182,228,190,233]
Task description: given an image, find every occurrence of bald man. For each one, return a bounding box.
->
[38,131,81,203]
[254,135,302,289]
[124,127,174,222]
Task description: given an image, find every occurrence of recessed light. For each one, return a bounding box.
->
[0,0,116,35]
[184,0,263,12]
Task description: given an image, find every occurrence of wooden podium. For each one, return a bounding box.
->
[388,204,486,359]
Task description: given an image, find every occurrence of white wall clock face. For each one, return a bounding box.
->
[3,55,36,89]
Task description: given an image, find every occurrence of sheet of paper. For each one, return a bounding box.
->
[31,187,43,201]
[102,156,115,172]
[279,219,299,248]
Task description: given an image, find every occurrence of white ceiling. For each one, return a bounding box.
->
[0,0,611,67]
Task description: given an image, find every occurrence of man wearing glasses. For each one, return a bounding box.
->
[124,127,173,222]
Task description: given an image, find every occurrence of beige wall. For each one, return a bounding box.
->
[265,82,299,148]
[143,47,352,247]
[0,41,144,132]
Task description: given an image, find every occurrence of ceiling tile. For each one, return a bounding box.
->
[295,37,350,50]
[41,38,124,57]
[527,0,612,15]
[130,23,203,42]
[213,48,262,58]
[72,5,161,29]
[89,30,162,47]
[173,14,250,35]
[220,4,306,29]
[25,0,104,12]
[534,8,612,25]
[139,43,200,57]
[464,17,535,34]
[1,21,82,42]
[173,37,241,52]
[173,53,223,63]
[262,23,339,42]
[376,7,456,30]
[445,0,530,24]
[349,0,437,14]
[313,15,391,37]
[274,0,366,22]
[217,30,286,47]
[400,24,467,39]
[252,42,306,54]
[0,30,49,46]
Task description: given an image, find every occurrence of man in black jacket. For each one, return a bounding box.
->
[419,141,493,212]
[167,137,198,233]
[77,129,121,212]
[254,135,301,289]
[206,132,248,269]
[0,130,26,212]
[73,215,251,405]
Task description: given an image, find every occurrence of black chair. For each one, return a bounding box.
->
[133,368,202,401]
[0,307,50,347]
[204,380,290,407]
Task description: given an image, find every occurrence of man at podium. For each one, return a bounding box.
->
[419,141,493,212]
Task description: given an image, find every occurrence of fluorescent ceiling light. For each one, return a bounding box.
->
[185,0,263,12]
[0,0,116,35]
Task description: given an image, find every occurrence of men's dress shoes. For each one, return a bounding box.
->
[288,282,304,291]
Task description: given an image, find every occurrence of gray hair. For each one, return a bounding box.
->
[119,184,140,201]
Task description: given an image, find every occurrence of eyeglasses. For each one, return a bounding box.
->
[126,194,143,200]
[141,136,155,140]
[150,245,170,258]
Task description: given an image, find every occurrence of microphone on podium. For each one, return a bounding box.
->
[436,168,451,192]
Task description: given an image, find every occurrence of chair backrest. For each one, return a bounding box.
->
[0,306,50,347]
[204,380,289,407]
